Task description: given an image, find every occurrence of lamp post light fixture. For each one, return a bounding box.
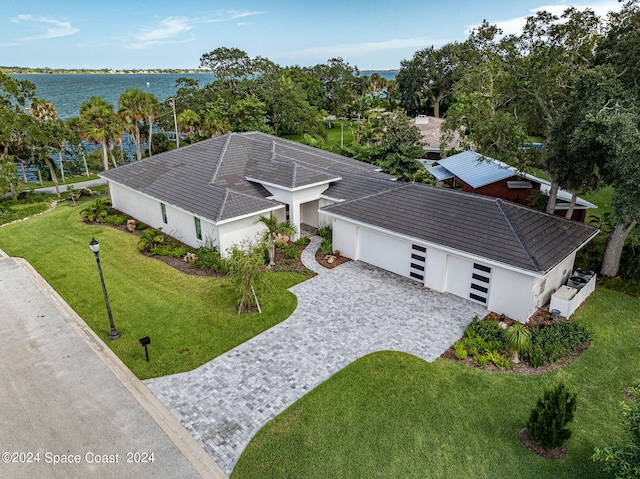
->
[89,238,121,340]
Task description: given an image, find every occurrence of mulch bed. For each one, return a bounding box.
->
[314,249,351,269]
[440,344,589,375]
[517,428,568,459]
[440,309,590,375]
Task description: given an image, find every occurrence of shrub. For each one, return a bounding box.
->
[462,334,502,355]
[275,241,288,250]
[318,224,332,240]
[80,198,109,222]
[320,237,333,255]
[529,345,546,369]
[593,399,640,478]
[193,242,229,274]
[491,353,513,370]
[137,227,164,252]
[527,382,577,449]
[485,350,513,370]
[149,245,191,258]
[284,247,301,260]
[453,342,468,360]
[474,355,491,367]
[103,214,128,226]
[294,236,310,246]
[465,316,506,345]
[531,321,592,365]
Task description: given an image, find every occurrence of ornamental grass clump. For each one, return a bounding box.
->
[505,323,532,364]
[527,382,577,450]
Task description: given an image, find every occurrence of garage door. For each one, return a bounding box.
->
[358,228,417,280]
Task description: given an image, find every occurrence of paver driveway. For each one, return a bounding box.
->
[144,238,487,475]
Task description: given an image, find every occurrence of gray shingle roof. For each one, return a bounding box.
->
[100,132,397,224]
[321,183,598,274]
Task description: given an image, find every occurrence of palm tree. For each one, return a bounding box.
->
[66,116,90,176]
[255,213,297,268]
[29,98,62,196]
[202,111,231,138]
[79,96,118,171]
[177,109,201,139]
[118,88,145,161]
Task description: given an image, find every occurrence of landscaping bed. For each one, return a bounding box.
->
[441,309,592,375]
[314,249,350,269]
[80,198,317,277]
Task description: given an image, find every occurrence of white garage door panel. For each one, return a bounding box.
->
[358,228,411,278]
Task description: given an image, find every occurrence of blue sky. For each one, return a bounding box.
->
[0,0,624,71]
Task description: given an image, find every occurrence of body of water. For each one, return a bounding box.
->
[9,70,397,183]
[13,71,397,120]
[11,73,213,119]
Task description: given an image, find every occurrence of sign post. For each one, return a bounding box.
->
[139,336,151,362]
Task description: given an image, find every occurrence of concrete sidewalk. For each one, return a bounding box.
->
[0,249,226,479]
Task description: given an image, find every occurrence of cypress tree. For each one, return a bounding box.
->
[527,382,577,449]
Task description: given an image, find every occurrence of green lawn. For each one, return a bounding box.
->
[0,198,307,379]
[232,288,639,479]
[0,198,52,225]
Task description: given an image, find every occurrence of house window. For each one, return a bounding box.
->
[470,263,492,304]
[161,203,167,224]
[194,217,202,240]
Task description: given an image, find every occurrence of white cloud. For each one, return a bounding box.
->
[281,37,446,63]
[470,0,624,36]
[134,17,193,45]
[122,10,264,49]
[10,14,79,41]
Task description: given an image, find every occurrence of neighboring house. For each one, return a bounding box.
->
[427,151,597,222]
[100,132,598,323]
[412,115,461,162]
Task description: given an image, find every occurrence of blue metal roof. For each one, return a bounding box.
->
[426,164,454,181]
[435,151,514,189]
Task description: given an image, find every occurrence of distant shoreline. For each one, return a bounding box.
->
[1,68,209,75]
[2,67,399,76]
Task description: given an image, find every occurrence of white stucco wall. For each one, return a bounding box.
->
[318,198,335,228]
[424,248,447,292]
[445,255,475,299]
[534,253,576,314]
[331,217,357,259]
[108,182,220,248]
[357,227,413,278]
[260,183,331,238]
[219,215,269,254]
[488,267,537,322]
[300,200,320,227]
[109,182,163,229]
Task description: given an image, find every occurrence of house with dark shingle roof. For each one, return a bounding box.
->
[100,132,598,322]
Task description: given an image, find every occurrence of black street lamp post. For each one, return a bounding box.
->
[89,238,121,340]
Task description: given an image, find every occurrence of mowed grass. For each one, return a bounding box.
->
[232,288,639,479]
[0,198,52,225]
[0,198,307,379]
